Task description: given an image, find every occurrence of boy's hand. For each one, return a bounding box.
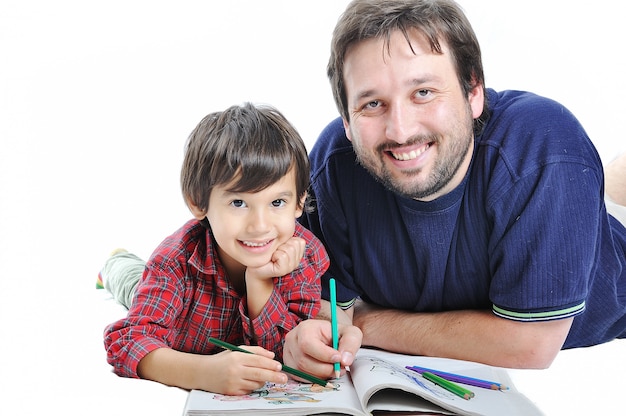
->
[246,236,306,281]
[245,236,305,319]
[200,346,288,395]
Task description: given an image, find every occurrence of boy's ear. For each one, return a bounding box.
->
[295,192,307,218]
[187,199,207,221]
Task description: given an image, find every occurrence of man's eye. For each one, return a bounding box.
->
[416,89,430,98]
[364,100,381,109]
[231,200,246,208]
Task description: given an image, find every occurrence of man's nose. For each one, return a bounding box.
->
[386,102,420,144]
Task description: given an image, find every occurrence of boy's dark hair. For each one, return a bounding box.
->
[328,0,488,135]
[180,102,310,214]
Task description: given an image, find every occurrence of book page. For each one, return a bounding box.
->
[350,349,544,416]
[183,377,367,416]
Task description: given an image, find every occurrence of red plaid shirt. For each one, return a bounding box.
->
[104,219,328,378]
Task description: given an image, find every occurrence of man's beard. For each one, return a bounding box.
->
[352,113,474,200]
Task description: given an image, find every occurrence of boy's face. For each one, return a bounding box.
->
[206,169,304,273]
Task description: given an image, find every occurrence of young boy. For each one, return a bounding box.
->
[100,102,329,395]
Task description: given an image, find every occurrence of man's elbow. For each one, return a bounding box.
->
[512,346,560,369]
[502,318,572,369]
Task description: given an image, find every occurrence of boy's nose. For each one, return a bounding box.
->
[247,209,270,233]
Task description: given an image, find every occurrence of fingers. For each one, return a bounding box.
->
[271,237,305,273]
[247,237,306,280]
[337,324,362,366]
[284,319,351,379]
[242,345,276,359]
[216,350,288,395]
[241,357,288,386]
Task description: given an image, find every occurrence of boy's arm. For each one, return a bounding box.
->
[137,346,287,395]
[243,233,329,358]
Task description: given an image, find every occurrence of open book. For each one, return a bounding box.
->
[183,348,543,416]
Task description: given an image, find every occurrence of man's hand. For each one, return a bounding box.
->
[283,301,363,379]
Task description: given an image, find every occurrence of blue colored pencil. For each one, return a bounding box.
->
[406,365,509,391]
[329,278,341,378]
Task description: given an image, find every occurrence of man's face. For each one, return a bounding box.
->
[342,29,484,201]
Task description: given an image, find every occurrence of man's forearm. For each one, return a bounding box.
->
[353,304,572,369]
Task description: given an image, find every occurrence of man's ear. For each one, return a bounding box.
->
[342,118,352,142]
[468,79,485,120]
[186,199,207,221]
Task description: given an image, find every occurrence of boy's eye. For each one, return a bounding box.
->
[231,200,246,208]
[272,199,287,207]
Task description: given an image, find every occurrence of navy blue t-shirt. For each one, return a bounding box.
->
[302,89,626,349]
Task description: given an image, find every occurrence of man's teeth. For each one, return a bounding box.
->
[391,145,428,161]
[242,240,270,247]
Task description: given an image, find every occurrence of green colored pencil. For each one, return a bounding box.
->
[208,337,335,388]
[329,278,341,378]
[422,371,475,400]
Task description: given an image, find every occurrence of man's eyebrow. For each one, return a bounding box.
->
[353,76,438,102]
[407,75,439,87]
[354,89,377,103]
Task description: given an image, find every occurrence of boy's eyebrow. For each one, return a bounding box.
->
[267,190,296,200]
[221,189,295,198]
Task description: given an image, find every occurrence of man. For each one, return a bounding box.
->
[283,0,626,376]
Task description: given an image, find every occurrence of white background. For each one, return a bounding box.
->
[1,1,624,415]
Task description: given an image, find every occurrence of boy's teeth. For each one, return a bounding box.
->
[243,241,268,247]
